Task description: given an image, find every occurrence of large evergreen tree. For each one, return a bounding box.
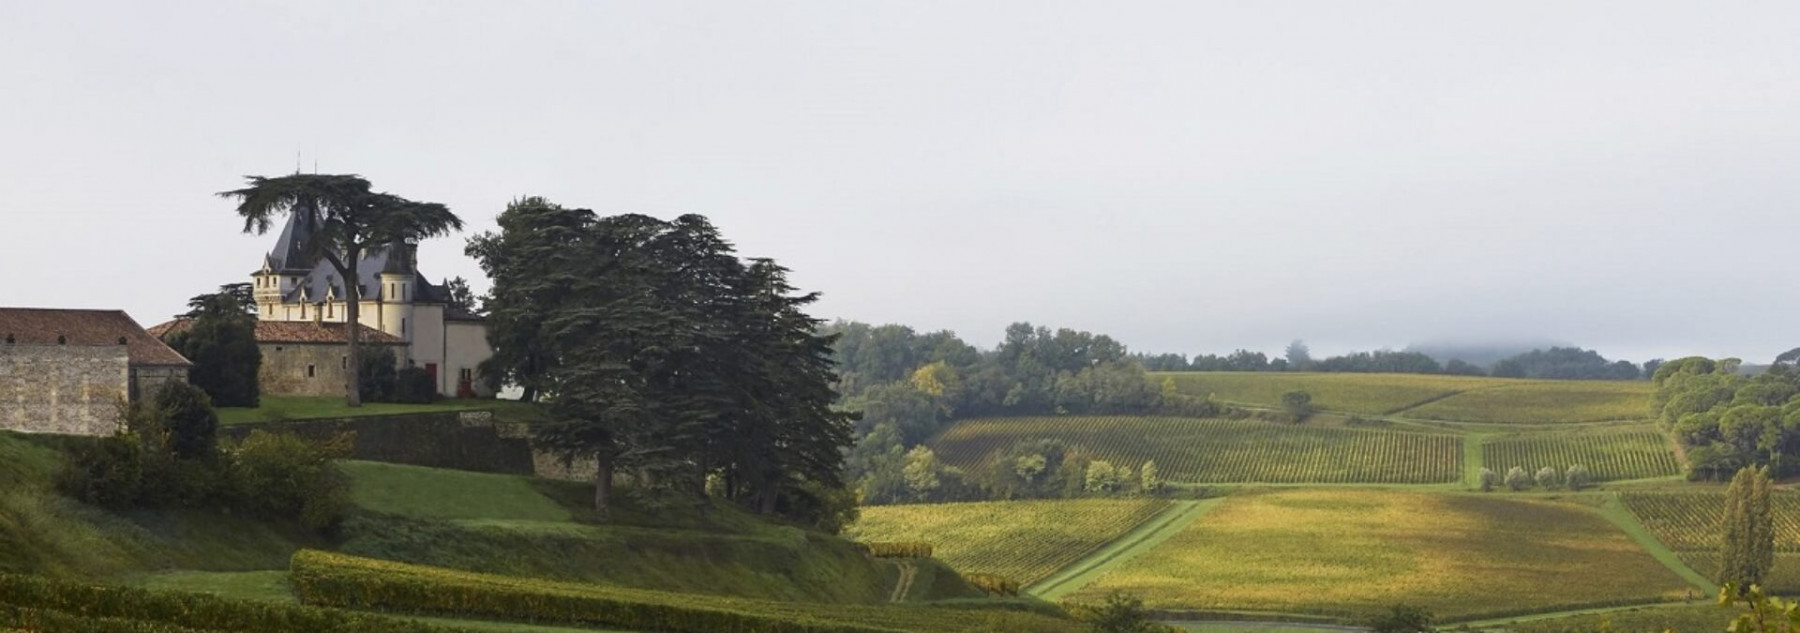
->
[471,204,853,523]
[165,284,262,407]
[1719,466,1776,593]
[221,174,461,407]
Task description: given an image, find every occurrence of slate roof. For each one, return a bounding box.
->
[148,319,406,346]
[0,308,193,367]
[262,212,455,306]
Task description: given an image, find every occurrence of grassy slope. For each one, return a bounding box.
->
[338,460,955,604]
[1065,489,1692,620]
[1500,602,1747,633]
[847,498,1173,586]
[0,432,315,579]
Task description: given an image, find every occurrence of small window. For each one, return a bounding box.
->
[274,346,283,352]
[307,365,315,378]
[4,334,13,344]
[402,318,407,335]
[341,356,347,369]
[118,337,128,345]
[56,334,66,345]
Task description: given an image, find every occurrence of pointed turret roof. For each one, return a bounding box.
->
[266,206,317,273]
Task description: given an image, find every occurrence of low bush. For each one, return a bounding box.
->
[964,574,1020,597]
[232,431,352,532]
[0,572,464,633]
[865,542,934,558]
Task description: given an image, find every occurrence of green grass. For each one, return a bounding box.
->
[341,461,573,523]
[930,416,1462,484]
[217,396,543,425]
[1402,381,1654,424]
[1482,428,1682,482]
[1065,489,1693,620]
[846,498,1173,586]
[1620,490,1800,593]
[0,432,315,580]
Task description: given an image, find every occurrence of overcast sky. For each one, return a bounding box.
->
[3,1,1796,363]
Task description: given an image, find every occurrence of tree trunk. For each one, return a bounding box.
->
[343,262,363,408]
[593,451,614,514]
[758,480,778,515]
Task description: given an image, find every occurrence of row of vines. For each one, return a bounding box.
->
[1482,430,1682,482]
[930,416,1462,484]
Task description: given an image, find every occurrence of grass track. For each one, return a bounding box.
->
[849,498,1172,586]
[1029,499,1222,601]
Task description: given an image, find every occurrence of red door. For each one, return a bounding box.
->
[424,363,439,393]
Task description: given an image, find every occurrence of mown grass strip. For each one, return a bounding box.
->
[1595,494,1716,594]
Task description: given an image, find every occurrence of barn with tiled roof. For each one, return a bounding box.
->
[0,308,191,436]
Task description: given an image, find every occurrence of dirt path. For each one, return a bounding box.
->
[887,561,917,603]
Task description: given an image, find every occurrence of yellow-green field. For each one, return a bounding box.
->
[1620,491,1800,551]
[1404,381,1654,424]
[1155,372,1488,415]
[1066,489,1694,619]
[845,499,1172,586]
[929,416,1462,484]
[1481,428,1681,482]
[1154,372,1653,424]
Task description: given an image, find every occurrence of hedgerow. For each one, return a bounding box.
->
[289,550,1079,633]
[0,572,465,633]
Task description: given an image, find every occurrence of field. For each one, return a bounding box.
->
[930,416,1462,484]
[1155,372,1488,415]
[1481,429,1681,482]
[1620,491,1800,551]
[1064,489,1694,620]
[846,498,1172,586]
[1505,603,1748,633]
[1154,372,1654,424]
[1403,381,1654,424]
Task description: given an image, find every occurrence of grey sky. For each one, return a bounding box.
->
[3,1,1796,363]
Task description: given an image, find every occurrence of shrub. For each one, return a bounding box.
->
[1505,466,1531,491]
[392,366,439,404]
[359,348,400,403]
[56,433,145,508]
[864,542,934,558]
[1086,461,1123,493]
[230,431,352,532]
[1140,461,1161,493]
[964,573,1021,597]
[1079,591,1159,633]
[1365,604,1435,633]
[1535,466,1561,489]
[1478,468,1499,492]
[1280,390,1314,421]
[155,382,219,460]
[1566,464,1592,490]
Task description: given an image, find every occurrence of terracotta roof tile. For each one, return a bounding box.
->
[149,318,406,346]
[0,308,192,367]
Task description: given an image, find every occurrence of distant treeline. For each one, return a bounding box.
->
[830,321,1245,505]
[1135,342,1656,381]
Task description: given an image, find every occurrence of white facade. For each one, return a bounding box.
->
[251,245,494,398]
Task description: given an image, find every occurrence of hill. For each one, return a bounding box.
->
[1155,372,1653,423]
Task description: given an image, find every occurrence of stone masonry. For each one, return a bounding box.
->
[0,345,130,436]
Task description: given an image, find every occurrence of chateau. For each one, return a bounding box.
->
[248,212,494,398]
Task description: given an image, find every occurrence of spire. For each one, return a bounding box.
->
[267,205,316,273]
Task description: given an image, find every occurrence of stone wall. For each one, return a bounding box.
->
[0,345,129,436]
[130,366,189,401]
[260,342,402,397]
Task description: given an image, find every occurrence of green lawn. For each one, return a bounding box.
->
[341,461,573,523]
[217,396,543,425]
